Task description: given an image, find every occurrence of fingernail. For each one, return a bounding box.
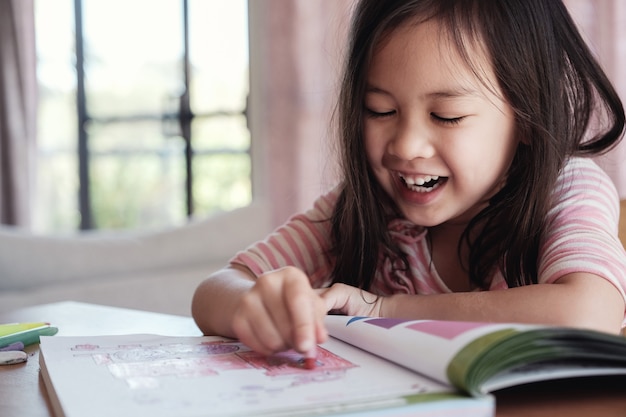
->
[299,339,313,353]
[305,345,317,358]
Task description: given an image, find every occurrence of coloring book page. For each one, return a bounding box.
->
[40,334,460,417]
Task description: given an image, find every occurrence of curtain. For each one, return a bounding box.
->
[564,0,626,198]
[0,0,36,227]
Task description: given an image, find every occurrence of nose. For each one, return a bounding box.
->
[386,118,435,161]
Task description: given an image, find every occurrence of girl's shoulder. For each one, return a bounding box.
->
[298,184,343,222]
[556,157,618,198]
[551,156,620,221]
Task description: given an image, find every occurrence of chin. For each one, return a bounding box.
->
[400,210,445,227]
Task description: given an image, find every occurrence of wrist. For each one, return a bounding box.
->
[378,294,393,317]
[380,294,418,319]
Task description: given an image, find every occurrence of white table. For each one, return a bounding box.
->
[1,301,625,417]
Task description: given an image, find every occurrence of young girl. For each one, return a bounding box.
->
[192,0,626,358]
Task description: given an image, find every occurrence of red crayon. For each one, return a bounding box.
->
[304,357,316,370]
[303,346,317,370]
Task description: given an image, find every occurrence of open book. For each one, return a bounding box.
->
[39,316,626,417]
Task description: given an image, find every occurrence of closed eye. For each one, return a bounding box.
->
[431,113,464,125]
[365,108,396,118]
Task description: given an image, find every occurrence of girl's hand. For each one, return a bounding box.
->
[319,283,385,317]
[231,266,328,357]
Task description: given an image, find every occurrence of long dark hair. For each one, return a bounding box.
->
[330,0,625,290]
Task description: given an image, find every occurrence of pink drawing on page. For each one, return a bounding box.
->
[361,317,490,340]
[71,344,100,351]
[241,347,356,377]
[405,321,488,340]
[70,340,356,390]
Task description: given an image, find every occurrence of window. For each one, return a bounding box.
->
[34,0,250,232]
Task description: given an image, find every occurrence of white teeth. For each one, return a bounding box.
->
[399,174,442,193]
[400,174,439,186]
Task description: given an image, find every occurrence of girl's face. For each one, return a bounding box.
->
[364,19,519,228]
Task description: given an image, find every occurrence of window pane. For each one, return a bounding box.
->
[34,0,78,233]
[82,0,183,117]
[89,122,186,229]
[189,0,249,114]
[34,0,251,232]
[35,153,81,231]
[192,115,250,217]
[193,115,249,151]
[193,153,251,218]
[189,0,251,218]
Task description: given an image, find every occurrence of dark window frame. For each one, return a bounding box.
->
[72,0,248,230]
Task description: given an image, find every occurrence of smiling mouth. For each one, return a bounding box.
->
[398,173,447,193]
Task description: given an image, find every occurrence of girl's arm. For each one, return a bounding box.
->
[191,265,328,356]
[321,272,625,334]
[191,265,256,338]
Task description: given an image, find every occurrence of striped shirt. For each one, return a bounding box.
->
[231,157,626,325]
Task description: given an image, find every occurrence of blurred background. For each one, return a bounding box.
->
[1,0,624,235]
[2,0,352,235]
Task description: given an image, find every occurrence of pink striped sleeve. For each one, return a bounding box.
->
[229,187,339,288]
[538,158,626,325]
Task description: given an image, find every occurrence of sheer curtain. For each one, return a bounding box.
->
[0,0,36,227]
[565,0,626,198]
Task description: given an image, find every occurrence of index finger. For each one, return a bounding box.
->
[283,275,325,354]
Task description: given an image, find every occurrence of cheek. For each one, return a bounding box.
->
[469,116,518,167]
[492,125,519,173]
[447,130,517,187]
[363,126,384,165]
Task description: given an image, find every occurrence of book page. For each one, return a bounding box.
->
[39,334,493,417]
[325,316,532,386]
[326,316,626,396]
[481,361,626,392]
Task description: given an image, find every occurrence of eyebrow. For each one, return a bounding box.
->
[365,84,481,99]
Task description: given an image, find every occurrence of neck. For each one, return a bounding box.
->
[428,222,473,292]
